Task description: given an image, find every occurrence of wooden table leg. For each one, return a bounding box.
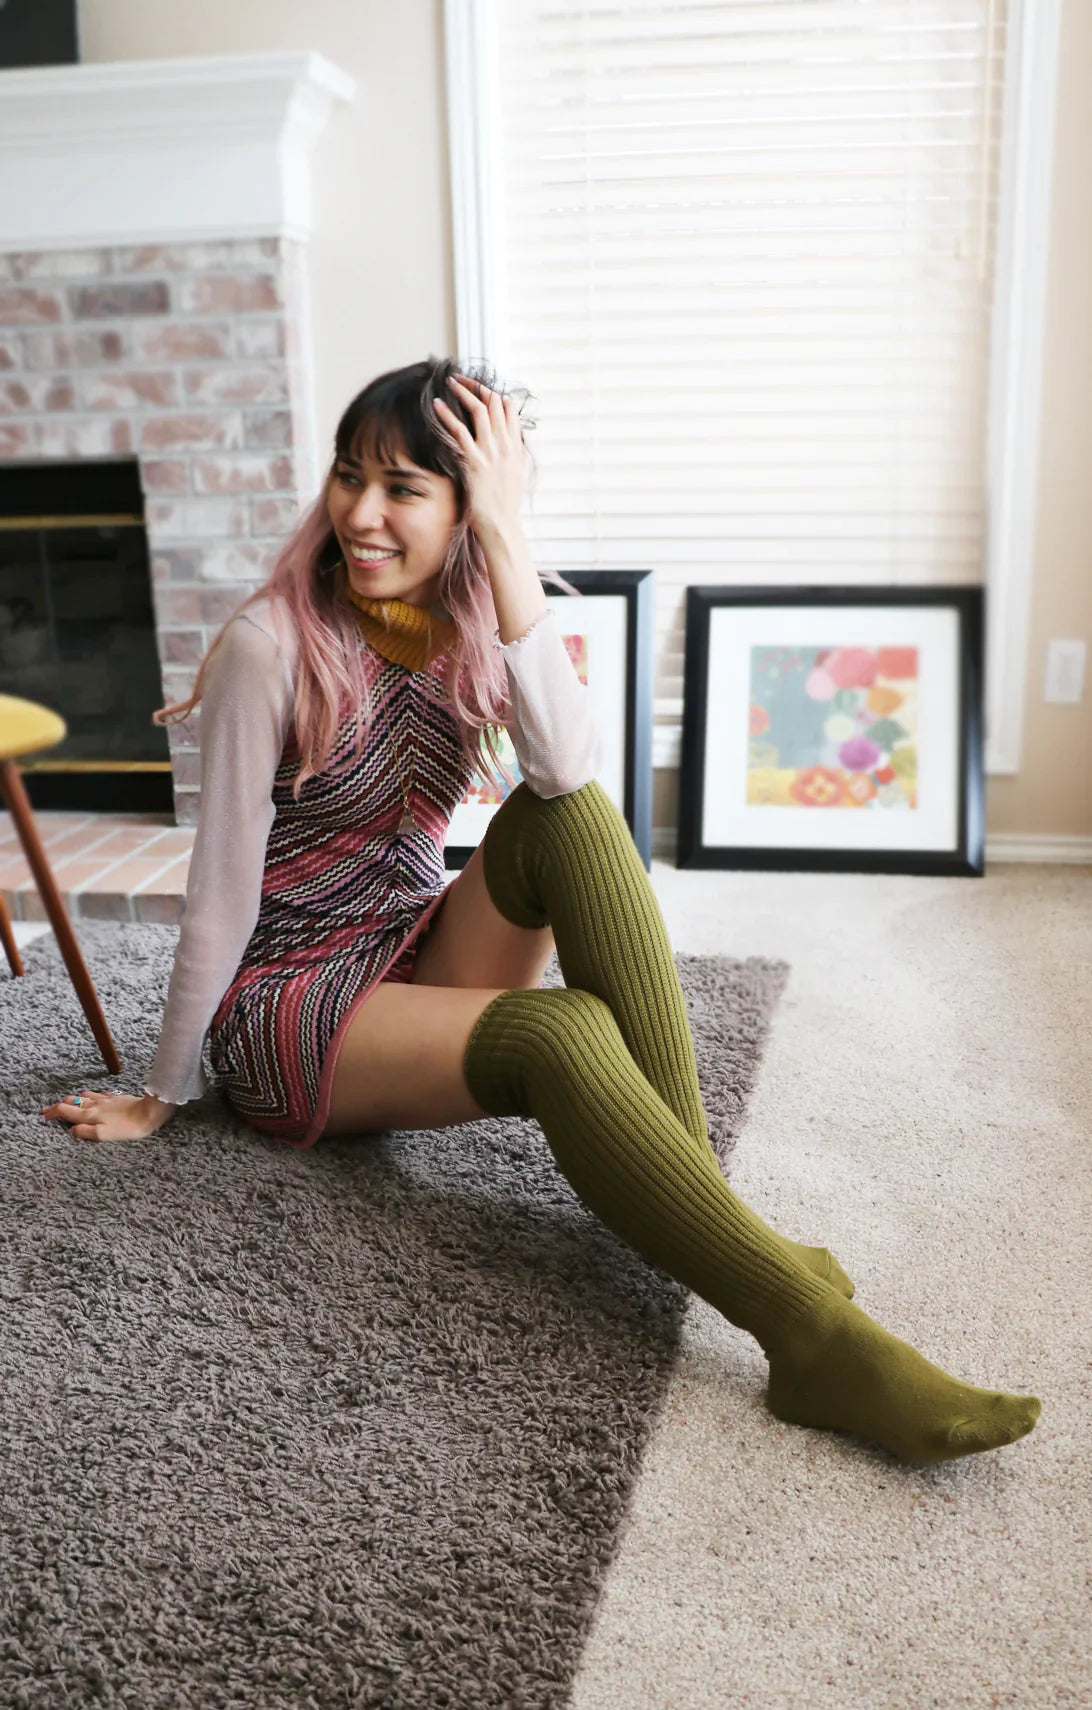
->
[0,887,24,976]
[0,759,123,1076]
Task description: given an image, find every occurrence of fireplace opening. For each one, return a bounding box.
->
[0,457,174,814]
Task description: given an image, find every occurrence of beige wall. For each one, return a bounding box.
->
[81,0,1091,840]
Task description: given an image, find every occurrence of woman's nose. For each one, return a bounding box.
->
[347,486,389,530]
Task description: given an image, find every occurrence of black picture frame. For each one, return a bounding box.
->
[444,568,655,871]
[677,584,985,877]
[0,0,79,69]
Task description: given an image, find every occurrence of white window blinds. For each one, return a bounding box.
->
[485,0,1008,730]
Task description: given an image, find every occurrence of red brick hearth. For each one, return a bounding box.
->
[0,809,193,926]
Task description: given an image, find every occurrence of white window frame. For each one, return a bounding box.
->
[443,0,1063,777]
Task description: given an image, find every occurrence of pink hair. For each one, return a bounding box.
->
[152,356,583,801]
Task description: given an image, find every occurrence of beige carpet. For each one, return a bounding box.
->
[571,862,1091,1710]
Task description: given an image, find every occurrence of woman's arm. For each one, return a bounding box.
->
[41,608,294,1143]
[432,375,601,797]
[140,608,294,1106]
[496,605,602,799]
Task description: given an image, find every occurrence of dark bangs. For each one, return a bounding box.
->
[335,356,474,494]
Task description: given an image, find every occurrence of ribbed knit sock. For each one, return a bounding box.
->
[463,986,1041,1462]
[467,781,1041,1463]
[480,778,854,1299]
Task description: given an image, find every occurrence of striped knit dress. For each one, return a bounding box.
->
[206,628,476,1149]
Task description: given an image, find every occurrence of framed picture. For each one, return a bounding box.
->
[677,585,985,877]
[0,0,79,69]
[444,569,655,871]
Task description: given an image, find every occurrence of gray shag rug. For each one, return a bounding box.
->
[1,920,789,1710]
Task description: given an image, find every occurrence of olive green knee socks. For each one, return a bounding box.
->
[478,778,854,1298]
[462,780,1041,1463]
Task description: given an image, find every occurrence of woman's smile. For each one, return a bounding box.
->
[348,546,402,567]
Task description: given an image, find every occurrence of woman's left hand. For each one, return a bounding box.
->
[433,374,527,542]
[41,1088,176,1141]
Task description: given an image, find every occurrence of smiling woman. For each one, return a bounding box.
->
[40,355,1041,1474]
[45,353,592,1151]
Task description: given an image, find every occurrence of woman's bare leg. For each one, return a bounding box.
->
[325,838,554,1137]
[324,983,507,1136]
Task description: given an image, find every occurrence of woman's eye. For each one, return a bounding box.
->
[336,471,417,497]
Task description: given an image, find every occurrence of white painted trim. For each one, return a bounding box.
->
[0,51,356,249]
[982,833,1092,865]
[444,0,504,371]
[984,0,1064,773]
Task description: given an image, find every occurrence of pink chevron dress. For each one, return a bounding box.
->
[206,649,474,1148]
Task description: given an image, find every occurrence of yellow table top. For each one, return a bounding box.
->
[0,694,67,761]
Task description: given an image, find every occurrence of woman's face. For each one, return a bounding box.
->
[326,433,460,608]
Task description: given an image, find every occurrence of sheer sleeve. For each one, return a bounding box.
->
[495,606,601,798]
[140,607,294,1107]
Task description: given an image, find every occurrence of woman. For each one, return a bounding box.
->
[42,357,1041,1465]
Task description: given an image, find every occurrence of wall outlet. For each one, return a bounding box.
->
[1043,639,1087,704]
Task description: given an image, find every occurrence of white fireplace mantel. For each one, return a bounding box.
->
[0,50,357,251]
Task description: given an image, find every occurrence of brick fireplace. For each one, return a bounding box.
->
[0,50,354,826]
[0,234,315,823]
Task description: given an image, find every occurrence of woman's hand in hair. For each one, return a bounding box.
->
[432,374,527,545]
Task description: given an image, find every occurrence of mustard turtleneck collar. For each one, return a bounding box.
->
[342,579,459,673]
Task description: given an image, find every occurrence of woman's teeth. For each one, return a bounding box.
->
[350,548,400,565]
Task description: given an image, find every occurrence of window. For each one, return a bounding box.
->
[447,0,1060,775]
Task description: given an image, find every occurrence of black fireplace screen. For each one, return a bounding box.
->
[0,459,174,812]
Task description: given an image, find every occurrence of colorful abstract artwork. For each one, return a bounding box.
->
[746,644,919,810]
[464,627,591,809]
